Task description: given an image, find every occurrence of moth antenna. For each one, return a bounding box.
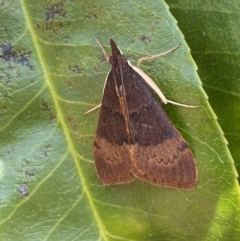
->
[94,37,110,61]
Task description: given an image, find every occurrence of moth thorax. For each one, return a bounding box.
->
[109,54,128,66]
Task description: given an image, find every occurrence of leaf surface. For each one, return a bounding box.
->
[166,0,240,176]
[0,1,239,240]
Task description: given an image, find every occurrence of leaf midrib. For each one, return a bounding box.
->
[20,1,108,240]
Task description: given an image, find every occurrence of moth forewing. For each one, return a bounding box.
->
[130,65,168,104]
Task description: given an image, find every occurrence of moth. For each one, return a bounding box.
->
[90,39,197,189]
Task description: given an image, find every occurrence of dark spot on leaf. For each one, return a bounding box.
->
[18,184,29,197]
[73,65,81,73]
[18,55,29,67]
[1,42,12,53]
[41,101,57,121]
[0,43,32,69]
[36,20,71,39]
[43,145,51,157]
[93,67,98,74]
[65,78,72,86]
[1,0,5,6]
[100,55,107,62]
[67,115,73,122]
[8,147,14,155]
[41,101,51,112]
[75,133,82,141]
[25,170,35,179]
[19,160,36,180]
[67,115,78,130]
[22,159,30,167]
[140,35,151,44]
[87,12,98,19]
[36,17,71,42]
[1,42,16,61]
[69,65,81,74]
[46,3,66,21]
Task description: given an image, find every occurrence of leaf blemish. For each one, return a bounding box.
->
[68,65,81,74]
[46,3,66,21]
[140,35,152,44]
[25,170,35,179]
[67,115,78,130]
[43,145,51,157]
[41,101,57,121]
[86,12,98,20]
[17,184,29,197]
[0,43,32,69]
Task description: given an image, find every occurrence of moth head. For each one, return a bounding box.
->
[110,39,128,67]
[109,55,128,67]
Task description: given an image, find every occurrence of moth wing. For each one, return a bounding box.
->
[94,70,135,185]
[124,66,197,189]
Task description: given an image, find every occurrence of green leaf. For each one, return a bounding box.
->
[166,0,240,179]
[0,1,239,240]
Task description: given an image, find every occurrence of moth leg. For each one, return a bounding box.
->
[84,68,112,115]
[94,37,109,61]
[164,100,198,108]
[132,65,197,108]
[85,39,111,115]
[84,104,102,115]
[136,44,180,67]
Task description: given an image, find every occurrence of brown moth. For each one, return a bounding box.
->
[93,39,197,189]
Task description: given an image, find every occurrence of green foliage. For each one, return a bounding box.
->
[166,0,240,178]
[0,0,239,240]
